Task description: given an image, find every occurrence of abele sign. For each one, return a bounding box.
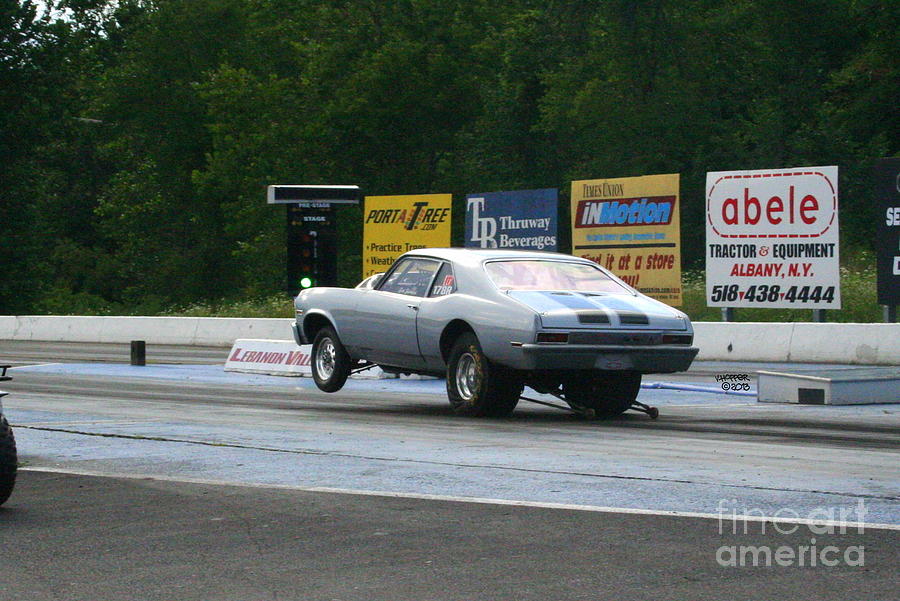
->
[705,166,841,309]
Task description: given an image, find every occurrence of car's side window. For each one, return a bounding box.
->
[429,262,457,297]
[378,258,440,297]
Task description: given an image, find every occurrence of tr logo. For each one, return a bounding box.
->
[468,197,497,248]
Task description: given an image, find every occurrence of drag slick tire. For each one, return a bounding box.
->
[0,416,17,506]
[447,333,522,417]
[311,326,352,393]
[563,371,642,418]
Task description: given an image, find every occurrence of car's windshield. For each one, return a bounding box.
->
[485,260,630,293]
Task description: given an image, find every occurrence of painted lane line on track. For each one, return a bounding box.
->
[16,424,900,502]
[20,466,900,532]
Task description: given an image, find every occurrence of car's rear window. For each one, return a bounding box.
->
[485,260,630,293]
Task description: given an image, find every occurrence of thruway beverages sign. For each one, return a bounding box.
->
[705,166,841,309]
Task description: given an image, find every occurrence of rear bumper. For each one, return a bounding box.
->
[513,344,699,374]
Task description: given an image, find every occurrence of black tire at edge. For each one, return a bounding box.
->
[446,332,522,417]
[563,371,642,418]
[311,326,352,393]
[0,416,17,506]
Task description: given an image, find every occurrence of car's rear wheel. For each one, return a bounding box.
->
[563,371,642,418]
[0,416,17,506]
[311,326,352,393]
[447,333,522,417]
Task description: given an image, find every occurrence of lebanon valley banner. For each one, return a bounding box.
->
[571,174,683,305]
[362,194,452,278]
[464,189,558,251]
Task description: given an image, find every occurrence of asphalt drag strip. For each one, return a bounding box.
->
[2,470,896,601]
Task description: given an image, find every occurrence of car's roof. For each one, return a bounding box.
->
[403,247,591,267]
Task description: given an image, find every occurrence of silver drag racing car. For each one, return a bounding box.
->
[293,249,698,417]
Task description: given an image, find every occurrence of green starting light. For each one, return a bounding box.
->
[299,276,314,289]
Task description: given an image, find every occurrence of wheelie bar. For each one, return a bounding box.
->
[519,394,660,420]
[519,395,596,418]
[350,362,377,375]
[630,400,659,419]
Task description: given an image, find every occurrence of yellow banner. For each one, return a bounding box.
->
[571,174,682,305]
[362,194,452,278]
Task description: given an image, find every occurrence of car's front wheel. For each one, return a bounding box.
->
[0,416,17,506]
[447,333,522,417]
[311,326,352,393]
[563,371,642,418]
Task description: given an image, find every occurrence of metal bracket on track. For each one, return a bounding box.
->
[350,362,377,375]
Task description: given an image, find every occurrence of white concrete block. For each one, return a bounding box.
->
[693,322,794,362]
[759,367,900,404]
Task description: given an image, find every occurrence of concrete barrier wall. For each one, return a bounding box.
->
[693,322,900,364]
[1,316,898,364]
[0,316,292,347]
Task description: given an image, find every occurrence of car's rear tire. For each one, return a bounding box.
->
[563,371,642,418]
[0,417,17,506]
[311,326,352,393]
[447,333,522,417]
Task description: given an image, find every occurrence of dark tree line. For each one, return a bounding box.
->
[1,0,897,313]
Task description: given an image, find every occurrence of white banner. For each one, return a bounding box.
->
[223,339,418,379]
[225,339,312,376]
[705,166,841,309]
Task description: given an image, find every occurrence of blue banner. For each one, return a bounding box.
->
[464,188,558,251]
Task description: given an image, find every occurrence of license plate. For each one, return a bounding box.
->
[595,355,632,370]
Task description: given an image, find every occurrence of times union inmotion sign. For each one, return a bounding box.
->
[705,166,841,309]
[571,173,683,305]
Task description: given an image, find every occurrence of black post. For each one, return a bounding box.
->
[885,305,898,323]
[812,310,826,323]
[130,340,146,366]
[721,307,735,322]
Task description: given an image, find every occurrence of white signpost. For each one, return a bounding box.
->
[705,166,841,310]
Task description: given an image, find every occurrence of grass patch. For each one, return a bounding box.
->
[160,295,294,318]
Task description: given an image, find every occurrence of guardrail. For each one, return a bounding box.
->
[0,316,290,347]
[1,315,898,365]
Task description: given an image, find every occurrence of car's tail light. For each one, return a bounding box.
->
[662,334,693,345]
[536,332,569,344]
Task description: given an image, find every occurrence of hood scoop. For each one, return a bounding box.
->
[616,311,649,325]
[507,290,686,331]
[576,311,610,324]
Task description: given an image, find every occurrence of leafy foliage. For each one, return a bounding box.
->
[2,0,897,318]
